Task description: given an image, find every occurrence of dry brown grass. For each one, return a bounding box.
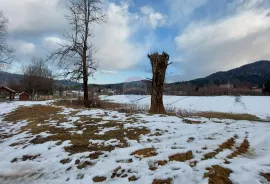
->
[152,178,172,184]
[203,137,235,160]
[196,112,261,121]
[52,100,86,109]
[131,148,157,158]
[227,139,249,159]
[3,105,63,123]
[204,165,232,184]
[156,160,168,166]
[52,99,124,111]
[168,150,193,162]
[92,176,107,182]
[260,173,270,182]
[4,105,150,154]
[128,175,138,181]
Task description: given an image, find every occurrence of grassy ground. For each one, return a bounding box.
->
[1,103,269,183]
[4,105,149,154]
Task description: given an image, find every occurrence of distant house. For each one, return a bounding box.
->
[219,83,233,89]
[19,92,30,101]
[0,86,16,101]
[251,87,262,93]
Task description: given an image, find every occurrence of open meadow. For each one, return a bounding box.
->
[0,96,270,184]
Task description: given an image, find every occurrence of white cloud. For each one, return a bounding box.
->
[43,36,68,50]
[168,0,209,25]
[9,40,36,55]
[140,6,153,15]
[20,42,36,54]
[174,8,270,79]
[140,6,166,29]
[176,10,270,50]
[94,3,150,70]
[40,3,150,71]
[100,70,118,75]
[0,0,66,32]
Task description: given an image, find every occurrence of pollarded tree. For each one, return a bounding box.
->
[148,52,172,114]
[0,11,14,69]
[48,0,106,108]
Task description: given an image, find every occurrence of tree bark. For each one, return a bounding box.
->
[82,47,90,108]
[148,52,170,114]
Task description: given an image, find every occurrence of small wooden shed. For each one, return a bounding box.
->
[19,92,30,101]
[0,86,16,101]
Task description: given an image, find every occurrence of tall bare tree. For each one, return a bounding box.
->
[0,11,13,68]
[148,52,171,114]
[48,0,105,107]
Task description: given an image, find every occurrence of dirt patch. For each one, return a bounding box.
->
[149,160,168,171]
[189,160,198,167]
[111,166,121,178]
[261,173,270,181]
[9,140,29,147]
[187,137,195,143]
[116,158,133,163]
[92,176,106,182]
[203,137,235,160]
[169,150,193,162]
[88,152,103,160]
[152,178,172,184]
[11,154,41,163]
[111,166,131,179]
[149,166,157,171]
[227,139,249,159]
[77,161,93,169]
[129,175,138,181]
[131,148,157,158]
[22,154,41,161]
[204,165,232,184]
[156,160,168,166]
[60,158,72,164]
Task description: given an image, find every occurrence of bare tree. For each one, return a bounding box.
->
[48,0,105,107]
[148,52,171,114]
[0,11,13,68]
[23,58,54,99]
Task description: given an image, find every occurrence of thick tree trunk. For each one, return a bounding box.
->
[148,52,170,114]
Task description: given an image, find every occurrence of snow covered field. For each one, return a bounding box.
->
[101,95,270,119]
[0,100,270,184]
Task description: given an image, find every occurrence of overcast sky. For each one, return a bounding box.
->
[1,0,270,84]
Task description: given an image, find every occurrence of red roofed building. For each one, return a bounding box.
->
[0,86,16,101]
[19,92,30,101]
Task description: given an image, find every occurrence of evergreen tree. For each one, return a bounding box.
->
[263,80,270,93]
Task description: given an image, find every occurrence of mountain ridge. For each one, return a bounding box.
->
[1,60,270,88]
